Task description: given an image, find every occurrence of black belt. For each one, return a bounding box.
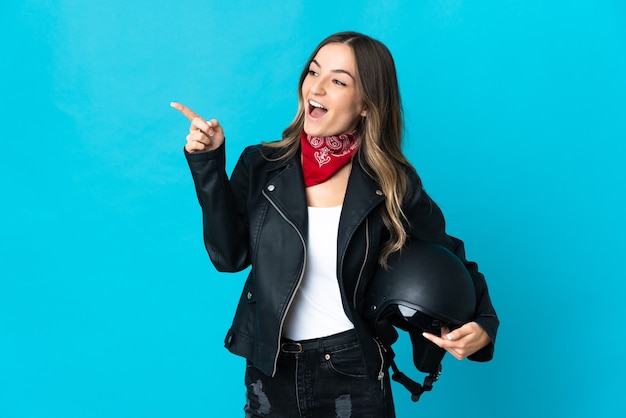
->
[280,341,305,354]
[280,329,357,354]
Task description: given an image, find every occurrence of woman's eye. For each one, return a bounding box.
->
[333,79,347,86]
[308,70,318,76]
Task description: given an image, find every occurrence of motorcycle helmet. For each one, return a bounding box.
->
[363,240,476,401]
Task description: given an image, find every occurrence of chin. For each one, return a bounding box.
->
[303,123,322,137]
[304,123,340,138]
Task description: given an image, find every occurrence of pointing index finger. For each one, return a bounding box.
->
[170,101,199,121]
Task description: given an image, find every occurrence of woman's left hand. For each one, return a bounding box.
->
[421,322,490,360]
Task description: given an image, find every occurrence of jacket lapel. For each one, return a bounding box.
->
[338,161,386,255]
[262,152,385,254]
[262,153,308,237]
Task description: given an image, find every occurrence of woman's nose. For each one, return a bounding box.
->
[309,77,326,95]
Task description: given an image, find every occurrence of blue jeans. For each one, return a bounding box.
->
[244,329,395,417]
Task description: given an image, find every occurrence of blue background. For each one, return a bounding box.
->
[2,1,625,417]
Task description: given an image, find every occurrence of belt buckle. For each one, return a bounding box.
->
[281,342,303,354]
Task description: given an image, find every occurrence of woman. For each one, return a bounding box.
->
[172,31,498,417]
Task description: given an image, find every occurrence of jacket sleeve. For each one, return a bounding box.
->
[404,176,499,362]
[185,143,251,273]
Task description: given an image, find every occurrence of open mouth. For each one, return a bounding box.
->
[308,99,328,118]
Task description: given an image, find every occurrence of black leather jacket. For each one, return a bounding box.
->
[186,142,499,380]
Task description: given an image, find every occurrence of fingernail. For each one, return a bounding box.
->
[446,334,453,340]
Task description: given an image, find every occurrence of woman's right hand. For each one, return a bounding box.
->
[170,102,225,153]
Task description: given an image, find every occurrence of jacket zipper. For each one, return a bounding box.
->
[262,189,307,377]
[373,337,386,388]
[348,217,385,385]
[352,217,370,309]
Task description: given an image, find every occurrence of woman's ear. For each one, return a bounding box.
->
[360,107,367,118]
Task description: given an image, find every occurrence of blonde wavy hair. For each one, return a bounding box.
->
[264,32,420,267]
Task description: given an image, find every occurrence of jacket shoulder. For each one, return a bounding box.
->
[238,141,291,164]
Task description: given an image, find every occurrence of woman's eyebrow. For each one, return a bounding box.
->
[310,59,355,81]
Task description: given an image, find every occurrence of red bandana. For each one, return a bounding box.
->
[300,130,359,187]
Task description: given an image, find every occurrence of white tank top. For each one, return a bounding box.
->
[282,205,355,340]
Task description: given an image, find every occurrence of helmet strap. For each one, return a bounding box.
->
[387,347,442,402]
